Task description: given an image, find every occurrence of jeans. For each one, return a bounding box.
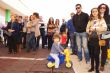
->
[69,33,77,53]
[22,32,27,48]
[30,32,36,51]
[26,33,32,52]
[76,32,90,62]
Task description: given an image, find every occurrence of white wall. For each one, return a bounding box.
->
[0,7,5,27]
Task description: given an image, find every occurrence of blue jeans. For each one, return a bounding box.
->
[30,32,36,51]
[69,33,77,53]
[26,33,32,52]
[76,32,90,62]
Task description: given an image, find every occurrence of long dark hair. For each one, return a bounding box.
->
[29,15,33,21]
[89,8,101,21]
[55,19,60,25]
[47,17,54,25]
[98,3,109,16]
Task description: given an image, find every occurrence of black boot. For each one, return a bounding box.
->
[96,70,100,73]
[88,68,94,72]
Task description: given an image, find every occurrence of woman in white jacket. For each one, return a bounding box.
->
[86,8,107,73]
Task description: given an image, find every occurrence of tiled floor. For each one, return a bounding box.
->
[0,45,74,73]
[0,44,110,73]
[70,52,110,73]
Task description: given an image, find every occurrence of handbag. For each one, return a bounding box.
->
[101,31,110,39]
[99,40,106,46]
[3,30,12,36]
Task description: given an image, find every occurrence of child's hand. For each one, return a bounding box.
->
[61,52,64,54]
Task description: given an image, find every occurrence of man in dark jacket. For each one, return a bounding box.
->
[67,12,77,55]
[72,4,90,63]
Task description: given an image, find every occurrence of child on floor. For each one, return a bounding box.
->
[50,33,64,68]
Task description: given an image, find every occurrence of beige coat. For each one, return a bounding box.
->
[31,19,40,37]
[86,18,107,35]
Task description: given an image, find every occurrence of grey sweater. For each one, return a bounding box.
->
[50,43,64,54]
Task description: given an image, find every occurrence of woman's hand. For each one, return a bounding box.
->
[8,29,15,32]
[89,27,96,32]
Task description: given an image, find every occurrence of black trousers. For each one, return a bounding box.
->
[66,32,70,46]
[36,36,40,48]
[3,33,8,46]
[47,35,53,49]
[88,40,100,71]
[100,44,107,67]
[41,34,46,48]
[8,35,17,53]
[45,34,47,45]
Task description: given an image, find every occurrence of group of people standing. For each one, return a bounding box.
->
[48,3,110,73]
[71,3,110,73]
[4,12,42,53]
[1,3,110,73]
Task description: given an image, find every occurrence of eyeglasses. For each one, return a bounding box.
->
[76,7,80,10]
[100,7,106,9]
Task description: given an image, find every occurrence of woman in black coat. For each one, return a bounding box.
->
[6,14,19,54]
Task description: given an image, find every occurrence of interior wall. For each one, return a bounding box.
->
[0,7,5,16]
[0,7,5,27]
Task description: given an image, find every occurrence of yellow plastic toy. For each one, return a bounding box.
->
[64,48,72,68]
[47,62,55,68]
[47,47,72,68]
[107,49,110,59]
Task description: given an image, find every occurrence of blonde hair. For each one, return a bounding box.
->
[53,33,61,40]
